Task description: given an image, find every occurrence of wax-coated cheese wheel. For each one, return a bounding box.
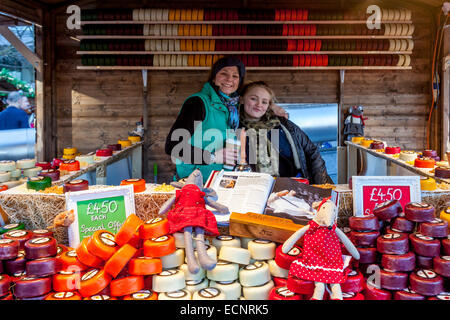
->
[209,280,241,300]
[24,236,57,260]
[0,274,10,296]
[212,235,241,253]
[349,215,380,231]
[128,256,162,275]
[192,287,226,300]
[416,255,434,269]
[35,161,52,170]
[414,157,435,168]
[207,260,239,282]
[418,219,448,238]
[409,233,441,257]
[423,149,438,157]
[242,280,274,300]
[152,269,186,292]
[0,171,11,183]
[443,236,450,256]
[59,160,80,172]
[379,269,408,291]
[0,160,16,172]
[26,176,51,191]
[86,230,118,260]
[218,245,250,265]
[75,154,95,168]
[84,294,116,300]
[79,268,112,297]
[239,261,271,287]
[143,235,176,258]
[0,223,25,234]
[420,177,437,191]
[118,139,132,148]
[274,245,302,270]
[58,249,88,272]
[76,238,104,268]
[428,292,450,300]
[115,214,143,246]
[409,269,445,296]
[95,149,112,157]
[120,179,146,193]
[404,202,435,222]
[128,136,141,144]
[179,263,206,281]
[16,159,35,169]
[385,146,401,154]
[350,230,380,247]
[240,237,254,249]
[26,257,58,277]
[381,251,415,272]
[433,256,450,277]
[268,259,289,278]
[340,270,364,293]
[372,200,402,221]
[394,288,425,300]
[185,244,217,264]
[107,144,121,152]
[360,139,374,148]
[356,247,377,264]
[104,244,137,278]
[122,289,158,300]
[160,248,184,269]
[4,250,25,274]
[0,239,19,260]
[185,277,209,293]
[391,217,415,233]
[3,230,33,249]
[110,275,145,297]
[269,285,302,300]
[159,289,193,300]
[45,291,82,300]
[139,217,169,239]
[53,271,81,291]
[377,233,409,254]
[247,239,276,260]
[364,278,391,300]
[63,179,89,193]
[31,229,53,238]
[14,276,52,298]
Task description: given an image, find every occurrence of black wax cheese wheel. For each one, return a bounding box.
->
[409,233,441,257]
[381,251,415,272]
[391,217,415,233]
[433,256,450,278]
[372,200,402,221]
[24,237,57,260]
[349,215,380,231]
[404,202,435,222]
[26,257,58,277]
[14,276,52,298]
[349,230,379,247]
[376,233,409,255]
[0,239,19,260]
[379,269,408,291]
[409,269,444,296]
[418,219,448,238]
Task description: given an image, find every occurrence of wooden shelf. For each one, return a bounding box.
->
[77,50,413,55]
[76,66,412,71]
[80,20,413,25]
[77,35,413,40]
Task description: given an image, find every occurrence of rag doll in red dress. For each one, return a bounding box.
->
[158,169,229,274]
[281,198,360,300]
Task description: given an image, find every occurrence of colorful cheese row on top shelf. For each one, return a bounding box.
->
[80,54,411,67]
[81,8,412,22]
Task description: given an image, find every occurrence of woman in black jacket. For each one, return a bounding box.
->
[238,81,333,185]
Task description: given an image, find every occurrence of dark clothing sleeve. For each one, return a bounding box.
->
[0,107,29,130]
[165,96,213,165]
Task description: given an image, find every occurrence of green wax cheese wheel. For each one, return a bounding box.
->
[26,176,52,191]
[0,222,25,234]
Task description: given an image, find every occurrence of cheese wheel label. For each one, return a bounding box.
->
[53,292,75,299]
[23,277,37,281]
[64,160,76,164]
[0,239,14,244]
[166,290,188,298]
[217,236,234,241]
[14,271,26,277]
[33,229,50,234]
[90,295,110,300]
[411,203,430,208]
[245,262,263,270]
[416,269,437,279]
[415,234,433,241]
[442,256,450,261]
[30,237,51,244]
[288,247,301,256]
[375,200,394,208]
[59,271,76,275]
[6,230,27,237]
[436,293,450,300]
[445,207,450,214]
[343,227,351,233]
[159,270,178,276]
[66,250,77,257]
[383,233,401,239]
[390,228,403,233]
[131,290,153,299]
[402,288,417,293]
[152,236,169,242]
[253,239,271,244]
[186,279,204,286]
[430,218,443,224]
[342,292,356,298]
[198,288,220,298]
[125,179,140,182]
[216,280,235,285]
[3,223,19,229]
[276,287,295,297]
[145,217,163,224]
[30,176,45,181]
[99,232,116,246]
[82,269,99,281]
[348,270,358,277]
[70,180,83,184]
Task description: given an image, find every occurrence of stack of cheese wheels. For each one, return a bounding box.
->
[63,147,78,160]
[0,160,21,183]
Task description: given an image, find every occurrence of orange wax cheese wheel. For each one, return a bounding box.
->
[52,271,81,291]
[75,238,104,268]
[79,268,112,297]
[45,291,82,300]
[87,230,118,260]
[59,160,80,172]
[143,235,176,257]
[104,244,137,278]
[123,289,158,300]
[110,275,145,297]
[128,257,163,275]
[59,249,88,272]
[414,157,435,168]
[120,178,146,193]
[139,217,170,239]
[115,214,144,246]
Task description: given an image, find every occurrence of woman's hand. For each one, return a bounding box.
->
[213,147,239,165]
[271,104,289,119]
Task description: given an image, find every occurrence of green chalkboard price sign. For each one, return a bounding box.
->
[65,185,136,247]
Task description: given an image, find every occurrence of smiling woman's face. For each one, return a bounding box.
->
[241,86,272,120]
[213,66,240,95]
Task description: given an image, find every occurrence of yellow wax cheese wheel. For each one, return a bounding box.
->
[361,139,374,148]
[63,147,78,155]
[420,177,437,191]
[118,139,132,148]
[439,208,450,228]
[128,136,141,144]
[351,136,365,144]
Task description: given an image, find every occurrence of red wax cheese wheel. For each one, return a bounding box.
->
[342,292,365,300]
[96,149,113,157]
[122,289,158,300]
[350,230,379,247]
[87,230,118,260]
[4,250,25,274]
[24,237,57,260]
[269,286,302,300]
[273,277,288,287]
[63,179,89,193]
[14,276,52,298]
[115,214,143,246]
[364,279,391,300]
[110,275,145,297]
[26,257,58,277]
[394,288,426,300]
[409,233,441,257]
[391,217,415,233]
[35,161,52,170]
[416,255,434,269]
[45,291,82,300]
[275,244,302,269]
[0,293,13,300]
[340,270,364,293]
[423,149,438,157]
[356,247,377,264]
[384,227,408,235]
[443,236,450,256]
[3,230,33,249]
[143,235,176,257]
[349,215,380,231]
[372,200,402,221]
[58,249,88,272]
[53,271,81,291]
[418,219,448,238]
[404,202,435,222]
[139,217,170,239]
[120,179,146,193]
[377,233,409,254]
[107,144,122,151]
[104,244,137,278]
[379,269,408,291]
[0,239,19,260]
[31,229,53,238]
[385,146,401,154]
[428,292,450,300]
[381,251,415,272]
[0,274,10,296]
[409,269,444,296]
[75,237,104,268]
[79,268,112,297]
[128,257,162,276]
[286,275,314,295]
[433,256,450,278]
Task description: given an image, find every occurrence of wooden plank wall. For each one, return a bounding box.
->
[52,0,435,183]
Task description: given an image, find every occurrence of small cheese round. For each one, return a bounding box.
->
[209,280,242,300]
[179,263,205,281]
[212,235,241,253]
[247,239,276,260]
[267,259,289,278]
[239,261,271,287]
[158,289,192,300]
[206,260,239,282]
[218,245,250,265]
[192,287,226,300]
[152,269,186,292]
[161,248,185,269]
[185,277,209,293]
[242,280,274,300]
